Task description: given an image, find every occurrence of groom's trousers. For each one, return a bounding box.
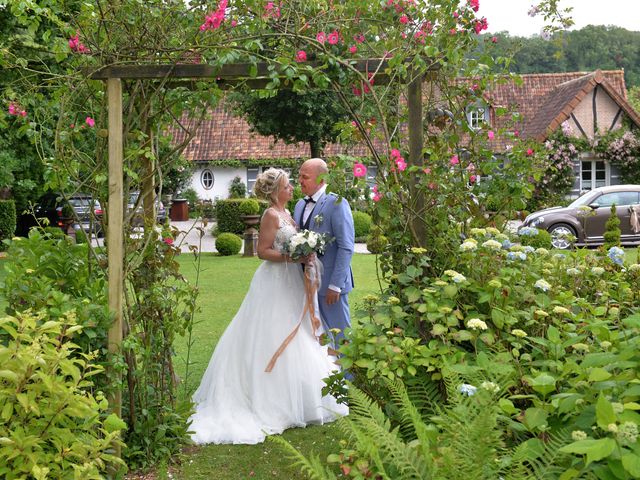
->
[318,292,351,350]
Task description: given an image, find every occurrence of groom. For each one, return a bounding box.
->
[295,158,355,349]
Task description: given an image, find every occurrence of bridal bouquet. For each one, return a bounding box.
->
[285,229,331,261]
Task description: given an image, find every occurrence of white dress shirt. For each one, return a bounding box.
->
[302,184,327,225]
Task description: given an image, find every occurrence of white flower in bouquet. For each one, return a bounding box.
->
[285,229,332,260]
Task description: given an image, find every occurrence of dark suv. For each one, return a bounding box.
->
[18,193,103,237]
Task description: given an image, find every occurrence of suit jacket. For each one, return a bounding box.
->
[294,192,355,296]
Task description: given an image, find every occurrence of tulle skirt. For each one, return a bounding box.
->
[189,260,348,445]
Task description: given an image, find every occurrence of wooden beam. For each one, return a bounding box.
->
[408,74,426,247]
[88,58,424,81]
[107,78,124,443]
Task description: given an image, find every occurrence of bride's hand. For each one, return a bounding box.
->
[301,253,317,265]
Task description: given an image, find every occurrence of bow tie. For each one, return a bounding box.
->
[303,197,316,205]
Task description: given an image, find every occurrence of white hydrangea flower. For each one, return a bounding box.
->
[482,239,502,251]
[535,248,549,255]
[467,318,488,330]
[460,241,477,252]
[511,329,528,338]
[591,267,605,276]
[566,268,581,276]
[628,264,640,272]
[458,384,477,396]
[534,279,551,291]
[553,306,571,315]
[571,430,588,441]
[480,381,500,393]
[452,273,467,283]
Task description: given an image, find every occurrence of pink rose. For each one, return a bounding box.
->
[390,148,401,158]
[395,158,407,171]
[353,163,367,177]
[85,116,95,127]
[8,104,17,115]
[487,130,495,139]
[316,31,326,44]
[295,50,307,62]
[399,14,409,24]
[327,30,340,45]
[491,36,498,43]
[469,175,477,183]
[349,45,357,54]
[450,155,459,165]
[526,148,534,156]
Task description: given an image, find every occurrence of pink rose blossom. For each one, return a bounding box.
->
[514,129,520,137]
[487,130,495,140]
[450,155,459,165]
[316,31,326,44]
[423,168,431,174]
[395,158,407,171]
[163,237,174,245]
[469,174,477,183]
[8,104,17,115]
[354,33,365,44]
[231,20,237,27]
[526,148,534,156]
[295,50,307,62]
[352,86,362,96]
[327,30,340,45]
[391,148,401,158]
[399,14,409,24]
[469,0,479,12]
[349,45,357,54]
[19,110,26,117]
[453,11,459,19]
[85,116,95,127]
[353,162,367,177]
[491,36,498,43]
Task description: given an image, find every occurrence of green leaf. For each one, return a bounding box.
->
[596,395,617,430]
[589,368,612,382]
[559,438,616,465]
[622,314,640,329]
[524,407,548,431]
[103,413,127,433]
[621,453,640,477]
[404,286,421,303]
[547,325,561,343]
[529,373,556,396]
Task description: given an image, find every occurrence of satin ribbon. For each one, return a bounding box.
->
[265,259,322,372]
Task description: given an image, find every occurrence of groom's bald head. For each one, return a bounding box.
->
[299,158,328,196]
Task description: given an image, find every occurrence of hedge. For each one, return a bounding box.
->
[0,199,16,249]
[215,198,269,235]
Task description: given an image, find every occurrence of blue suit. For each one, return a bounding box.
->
[294,192,354,348]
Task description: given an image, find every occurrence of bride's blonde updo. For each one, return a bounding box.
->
[253,168,288,203]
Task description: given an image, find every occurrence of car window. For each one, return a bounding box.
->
[593,192,640,207]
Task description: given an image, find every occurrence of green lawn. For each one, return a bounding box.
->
[171,253,381,479]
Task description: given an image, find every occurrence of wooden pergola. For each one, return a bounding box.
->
[90,59,429,419]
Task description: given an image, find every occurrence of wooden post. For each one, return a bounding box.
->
[408,74,426,246]
[107,78,124,434]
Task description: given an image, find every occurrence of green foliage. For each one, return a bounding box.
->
[0,312,126,478]
[603,204,622,250]
[228,176,247,198]
[2,229,111,363]
[0,200,16,248]
[181,188,199,208]
[238,198,260,216]
[366,225,388,255]
[352,211,372,239]
[215,198,268,235]
[74,226,88,244]
[123,229,198,469]
[216,232,242,256]
[518,228,552,249]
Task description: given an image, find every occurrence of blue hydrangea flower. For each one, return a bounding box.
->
[458,384,477,396]
[501,239,513,249]
[608,246,625,266]
[518,227,539,237]
[523,246,535,254]
[507,252,527,261]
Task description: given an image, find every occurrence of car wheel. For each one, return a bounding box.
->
[548,223,576,250]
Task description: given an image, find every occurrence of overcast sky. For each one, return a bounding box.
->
[477,0,640,37]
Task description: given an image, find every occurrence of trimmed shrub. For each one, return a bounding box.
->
[215,198,269,234]
[0,312,126,477]
[0,199,16,249]
[603,204,621,250]
[229,176,247,198]
[74,226,88,244]
[518,227,552,249]
[353,211,372,239]
[182,187,199,208]
[216,232,242,256]
[239,198,260,216]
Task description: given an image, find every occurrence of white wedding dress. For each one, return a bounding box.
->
[189,211,348,445]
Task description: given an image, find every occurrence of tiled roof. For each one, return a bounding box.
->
[170,104,370,162]
[170,70,637,161]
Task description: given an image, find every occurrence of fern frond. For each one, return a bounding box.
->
[268,435,337,480]
[503,429,574,480]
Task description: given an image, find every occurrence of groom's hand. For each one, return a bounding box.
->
[325,290,340,305]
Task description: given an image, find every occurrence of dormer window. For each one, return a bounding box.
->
[466,102,489,130]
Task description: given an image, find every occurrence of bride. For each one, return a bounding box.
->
[189,168,348,445]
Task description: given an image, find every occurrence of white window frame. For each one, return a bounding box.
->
[200,169,214,190]
[246,166,293,195]
[580,159,608,192]
[466,103,489,130]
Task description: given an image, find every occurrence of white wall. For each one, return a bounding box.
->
[188,166,245,201]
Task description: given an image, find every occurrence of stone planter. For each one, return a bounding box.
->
[240,214,260,257]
